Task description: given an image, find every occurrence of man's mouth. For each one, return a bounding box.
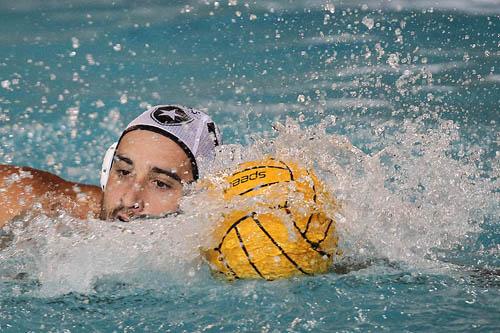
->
[114,212,151,222]
[114,210,132,222]
[117,214,130,222]
[114,212,182,222]
[110,207,182,222]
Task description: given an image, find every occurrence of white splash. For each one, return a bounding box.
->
[223,116,496,271]
[1,115,496,295]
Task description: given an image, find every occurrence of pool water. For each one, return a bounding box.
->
[0,0,498,332]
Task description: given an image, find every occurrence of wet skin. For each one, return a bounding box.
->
[100,129,194,221]
[0,129,194,227]
[0,165,102,228]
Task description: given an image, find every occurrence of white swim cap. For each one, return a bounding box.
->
[100,105,222,190]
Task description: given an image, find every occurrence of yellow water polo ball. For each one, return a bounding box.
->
[203,157,339,280]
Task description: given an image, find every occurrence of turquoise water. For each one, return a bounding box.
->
[0,1,499,332]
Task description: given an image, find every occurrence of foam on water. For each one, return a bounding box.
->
[1,112,495,297]
[1,212,215,296]
[238,116,496,269]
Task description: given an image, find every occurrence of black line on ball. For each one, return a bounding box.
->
[215,247,239,279]
[231,165,289,177]
[284,209,331,258]
[215,213,255,250]
[238,181,285,196]
[235,226,265,279]
[299,232,331,258]
[304,212,313,234]
[213,213,262,279]
[274,159,294,181]
[317,218,334,245]
[251,215,311,276]
[276,200,289,209]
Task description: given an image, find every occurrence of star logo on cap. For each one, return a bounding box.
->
[151,106,193,126]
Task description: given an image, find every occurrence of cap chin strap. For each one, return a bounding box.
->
[100,142,118,190]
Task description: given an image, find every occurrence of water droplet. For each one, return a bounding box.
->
[324,2,335,14]
[1,80,11,90]
[71,37,80,49]
[362,16,374,30]
[120,94,128,104]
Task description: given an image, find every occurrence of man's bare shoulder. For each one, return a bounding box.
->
[0,164,102,227]
[1,164,61,188]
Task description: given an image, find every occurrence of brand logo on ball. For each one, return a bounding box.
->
[151,106,193,126]
[230,170,266,187]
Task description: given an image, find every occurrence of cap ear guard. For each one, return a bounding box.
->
[100,142,118,190]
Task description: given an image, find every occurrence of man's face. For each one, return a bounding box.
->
[100,129,194,221]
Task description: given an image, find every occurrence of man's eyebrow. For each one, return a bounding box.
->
[115,154,133,165]
[151,167,182,183]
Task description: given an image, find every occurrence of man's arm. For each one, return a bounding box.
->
[0,165,102,228]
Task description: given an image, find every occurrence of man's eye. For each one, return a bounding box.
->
[116,169,131,176]
[154,180,171,189]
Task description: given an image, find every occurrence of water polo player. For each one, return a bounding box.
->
[0,105,222,226]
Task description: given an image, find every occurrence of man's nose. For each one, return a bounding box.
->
[122,182,145,212]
